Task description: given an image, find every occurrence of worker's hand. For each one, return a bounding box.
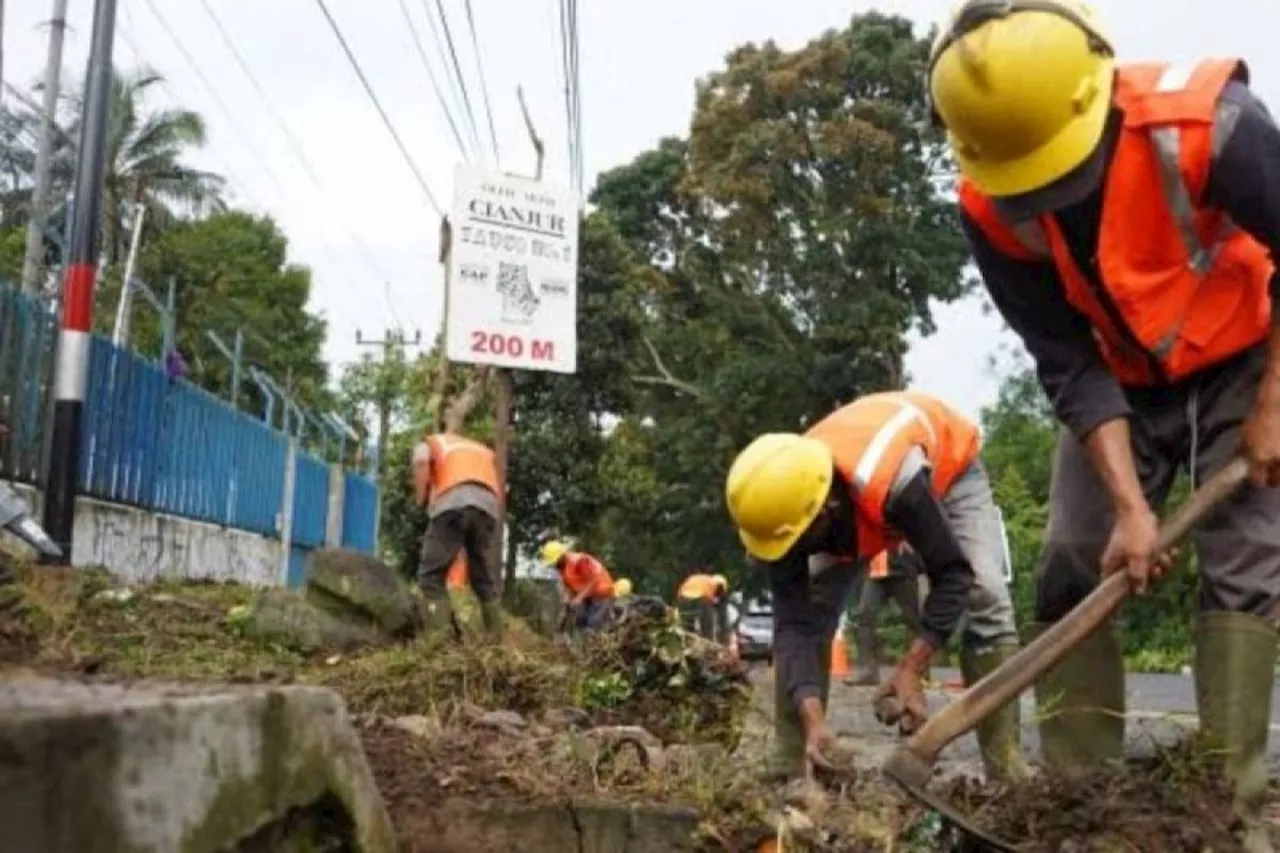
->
[803,719,842,772]
[873,638,932,735]
[1242,389,1280,487]
[1100,505,1174,595]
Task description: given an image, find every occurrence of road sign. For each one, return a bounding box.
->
[445,166,579,373]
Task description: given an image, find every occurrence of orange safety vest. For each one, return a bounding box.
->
[560,552,615,598]
[678,574,725,601]
[806,391,980,559]
[424,433,501,499]
[868,551,890,580]
[960,59,1272,387]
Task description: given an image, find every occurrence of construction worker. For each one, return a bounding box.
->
[848,543,925,686]
[677,572,732,644]
[411,431,504,637]
[540,541,616,632]
[725,390,1024,782]
[930,2,1280,846]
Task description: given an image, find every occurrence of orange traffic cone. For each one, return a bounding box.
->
[446,553,468,588]
[830,626,850,677]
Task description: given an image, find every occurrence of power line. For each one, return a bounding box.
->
[430,0,485,167]
[120,6,394,325]
[462,0,500,166]
[395,0,473,165]
[418,0,482,158]
[311,0,444,216]
[188,0,406,316]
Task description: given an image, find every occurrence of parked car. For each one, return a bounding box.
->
[735,607,774,661]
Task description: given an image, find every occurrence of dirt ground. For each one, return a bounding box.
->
[0,566,1263,852]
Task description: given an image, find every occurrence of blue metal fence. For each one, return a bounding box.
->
[341,472,378,552]
[0,288,57,485]
[1,285,381,566]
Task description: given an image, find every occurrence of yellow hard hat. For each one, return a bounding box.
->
[540,539,568,566]
[711,574,728,591]
[929,0,1115,197]
[614,578,633,597]
[725,434,833,563]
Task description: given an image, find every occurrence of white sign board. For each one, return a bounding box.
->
[445,166,579,373]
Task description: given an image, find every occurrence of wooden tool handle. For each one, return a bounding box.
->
[903,455,1249,763]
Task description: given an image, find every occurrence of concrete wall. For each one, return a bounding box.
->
[11,485,283,587]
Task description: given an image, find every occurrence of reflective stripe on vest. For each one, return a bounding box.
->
[851,397,937,493]
[1001,65,1243,362]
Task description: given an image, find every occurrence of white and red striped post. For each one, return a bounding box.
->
[41,0,117,563]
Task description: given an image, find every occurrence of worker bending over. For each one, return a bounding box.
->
[677,572,732,644]
[930,2,1280,846]
[411,431,504,638]
[725,390,1024,781]
[541,541,617,632]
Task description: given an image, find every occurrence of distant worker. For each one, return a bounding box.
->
[541,541,616,632]
[677,572,732,644]
[411,431,504,638]
[849,543,925,687]
[929,1,1280,844]
[725,390,1025,782]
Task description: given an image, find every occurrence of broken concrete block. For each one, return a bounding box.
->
[0,676,396,853]
[246,587,382,653]
[306,548,419,637]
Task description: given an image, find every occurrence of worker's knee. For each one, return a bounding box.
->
[962,571,1018,645]
[1034,537,1105,623]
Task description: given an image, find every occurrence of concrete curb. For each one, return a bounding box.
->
[0,676,396,853]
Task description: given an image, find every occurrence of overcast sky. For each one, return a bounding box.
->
[7,0,1278,421]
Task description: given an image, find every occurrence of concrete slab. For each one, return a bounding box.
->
[0,676,396,853]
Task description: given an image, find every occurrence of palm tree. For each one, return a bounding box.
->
[60,66,225,263]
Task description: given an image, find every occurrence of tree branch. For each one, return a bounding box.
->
[631,337,707,400]
[443,366,493,433]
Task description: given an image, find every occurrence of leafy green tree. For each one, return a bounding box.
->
[64,67,225,263]
[582,12,971,597]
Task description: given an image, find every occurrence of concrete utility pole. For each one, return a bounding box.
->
[355,328,422,476]
[21,0,69,295]
[492,87,545,539]
[43,0,118,564]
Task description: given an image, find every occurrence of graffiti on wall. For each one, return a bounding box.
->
[76,501,280,586]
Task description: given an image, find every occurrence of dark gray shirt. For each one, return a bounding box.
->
[964,79,1280,440]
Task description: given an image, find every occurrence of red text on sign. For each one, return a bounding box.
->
[470,331,555,362]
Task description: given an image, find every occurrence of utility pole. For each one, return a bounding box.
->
[43,0,118,564]
[110,204,147,345]
[492,87,546,551]
[355,328,422,477]
[21,0,69,295]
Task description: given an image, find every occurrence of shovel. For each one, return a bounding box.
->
[879,455,1250,850]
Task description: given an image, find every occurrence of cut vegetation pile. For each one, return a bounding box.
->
[929,737,1244,853]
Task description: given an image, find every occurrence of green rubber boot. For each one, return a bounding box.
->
[767,638,834,780]
[1194,611,1278,853]
[1027,622,1125,772]
[479,599,505,639]
[960,642,1030,782]
[420,594,459,639]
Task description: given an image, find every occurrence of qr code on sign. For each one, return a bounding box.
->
[497,261,540,324]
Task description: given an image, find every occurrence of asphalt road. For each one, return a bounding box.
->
[747,666,1280,775]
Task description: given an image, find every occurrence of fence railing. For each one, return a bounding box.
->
[0,288,57,485]
[0,286,380,570]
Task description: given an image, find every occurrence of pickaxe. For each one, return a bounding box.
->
[879,455,1250,850]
